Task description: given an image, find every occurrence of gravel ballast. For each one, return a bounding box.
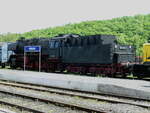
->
[0,84,149,113]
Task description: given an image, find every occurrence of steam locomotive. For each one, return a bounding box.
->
[6,34,135,77]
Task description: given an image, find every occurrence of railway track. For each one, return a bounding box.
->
[0,79,149,113]
[0,92,107,113]
[0,80,109,113]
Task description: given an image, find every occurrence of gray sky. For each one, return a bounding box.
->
[0,0,149,33]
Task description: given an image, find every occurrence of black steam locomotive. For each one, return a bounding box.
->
[8,34,135,77]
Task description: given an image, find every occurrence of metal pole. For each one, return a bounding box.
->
[24,51,26,71]
[39,50,41,72]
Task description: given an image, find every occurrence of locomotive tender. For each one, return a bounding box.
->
[8,34,135,77]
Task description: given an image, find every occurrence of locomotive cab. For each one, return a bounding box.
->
[49,39,61,62]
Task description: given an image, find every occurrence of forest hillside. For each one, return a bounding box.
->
[0,14,150,54]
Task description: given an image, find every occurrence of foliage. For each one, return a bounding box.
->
[0,14,150,55]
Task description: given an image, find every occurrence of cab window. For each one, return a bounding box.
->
[55,41,60,48]
[49,41,55,48]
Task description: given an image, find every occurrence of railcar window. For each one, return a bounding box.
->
[49,41,55,48]
[55,42,60,48]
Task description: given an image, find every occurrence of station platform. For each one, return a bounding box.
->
[0,69,150,100]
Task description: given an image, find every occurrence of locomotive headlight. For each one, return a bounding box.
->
[115,45,117,48]
[129,46,131,48]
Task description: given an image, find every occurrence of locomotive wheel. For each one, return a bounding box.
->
[122,74,127,78]
[106,72,116,77]
[90,72,96,76]
[57,64,65,73]
[10,64,16,69]
[132,72,143,79]
[49,63,56,72]
[137,75,143,79]
[10,58,17,69]
[79,67,87,75]
[107,74,113,77]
